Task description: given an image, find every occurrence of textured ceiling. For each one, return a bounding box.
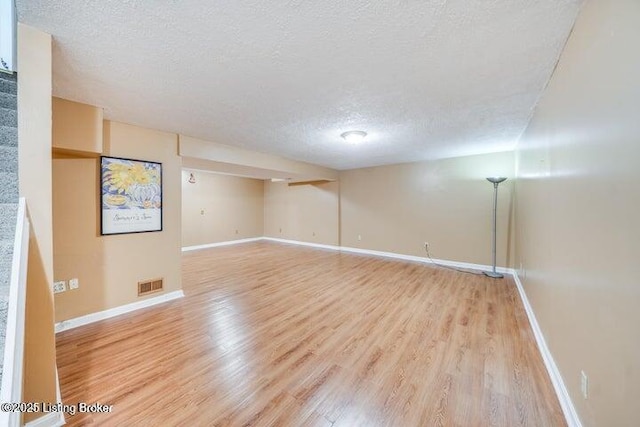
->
[18,0,582,170]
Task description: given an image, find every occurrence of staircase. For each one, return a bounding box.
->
[0,70,18,381]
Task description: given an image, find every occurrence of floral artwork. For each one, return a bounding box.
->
[101,156,162,235]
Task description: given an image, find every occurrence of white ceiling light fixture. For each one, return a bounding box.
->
[340,130,367,144]
[18,1,583,169]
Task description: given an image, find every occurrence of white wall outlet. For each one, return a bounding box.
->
[358,234,362,241]
[581,370,588,399]
[69,278,79,290]
[424,242,429,251]
[53,281,66,294]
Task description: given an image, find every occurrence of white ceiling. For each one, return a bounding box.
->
[18,0,582,170]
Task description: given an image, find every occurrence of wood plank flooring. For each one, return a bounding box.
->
[56,241,565,426]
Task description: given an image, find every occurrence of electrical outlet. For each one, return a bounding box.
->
[358,234,362,241]
[424,242,430,251]
[581,370,588,399]
[69,278,79,290]
[53,281,66,294]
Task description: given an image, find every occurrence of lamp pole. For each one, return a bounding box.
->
[484,177,507,278]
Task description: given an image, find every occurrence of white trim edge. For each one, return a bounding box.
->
[24,412,64,427]
[24,369,64,427]
[0,198,29,427]
[182,237,262,252]
[55,368,65,426]
[262,237,512,274]
[55,290,185,333]
[262,237,341,252]
[183,236,514,275]
[340,245,513,274]
[512,272,582,427]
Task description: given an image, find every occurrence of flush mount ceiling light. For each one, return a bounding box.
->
[340,130,367,144]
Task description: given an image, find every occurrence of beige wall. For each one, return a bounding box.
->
[41,5,640,426]
[264,181,340,246]
[17,24,57,423]
[179,134,339,182]
[182,170,264,247]
[53,121,182,321]
[52,97,103,154]
[514,1,640,426]
[340,152,514,266]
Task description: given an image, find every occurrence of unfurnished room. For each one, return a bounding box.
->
[0,0,638,426]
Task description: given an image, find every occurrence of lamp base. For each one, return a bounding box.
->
[483,271,504,279]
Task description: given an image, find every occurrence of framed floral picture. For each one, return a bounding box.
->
[100,156,163,235]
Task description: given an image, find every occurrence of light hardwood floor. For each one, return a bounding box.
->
[56,241,565,426]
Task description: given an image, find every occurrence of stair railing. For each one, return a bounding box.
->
[0,197,30,427]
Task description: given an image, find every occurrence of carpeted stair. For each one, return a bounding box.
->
[0,70,18,381]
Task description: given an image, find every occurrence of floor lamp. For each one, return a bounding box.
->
[484,177,507,278]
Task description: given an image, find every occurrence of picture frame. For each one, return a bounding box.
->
[100,156,163,235]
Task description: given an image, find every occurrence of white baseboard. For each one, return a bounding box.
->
[53,238,509,335]
[182,237,262,252]
[25,371,64,427]
[262,237,341,252]
[262,237,512,274]
[183,236,513,275]
[24,412,64,427]
[339,245,513,274]
[55,290,185,333]
[512,272,582,427]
